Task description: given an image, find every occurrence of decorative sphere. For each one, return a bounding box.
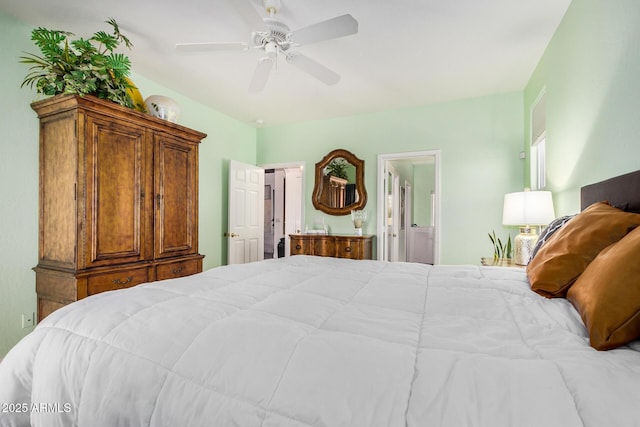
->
[144,95,180,123]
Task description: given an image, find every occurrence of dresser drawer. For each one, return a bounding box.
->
[87,267,149,296]
[290,236,310,255]
[312,236,335,257]
[156,258,201,281]
[335,239,362,259]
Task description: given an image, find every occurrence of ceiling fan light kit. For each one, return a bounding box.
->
[176,0,358,92]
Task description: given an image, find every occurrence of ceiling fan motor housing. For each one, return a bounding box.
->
[252,19,291,51]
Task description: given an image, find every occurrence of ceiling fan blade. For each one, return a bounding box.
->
[248,57,274,93]
[287,53,340,85]
[176,42,249,52]
[291,14,358,46]
[231,0,267,31]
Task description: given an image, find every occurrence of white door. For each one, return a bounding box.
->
[227,160,265,264]
[384,163,400,262]
[390,171,401,261]
[283,167,303,256]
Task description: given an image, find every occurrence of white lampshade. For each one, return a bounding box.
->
[502,191,555,226]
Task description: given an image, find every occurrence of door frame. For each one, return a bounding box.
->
[376,150,441,264]
[403,181,412,261]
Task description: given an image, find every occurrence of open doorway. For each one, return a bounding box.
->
[377,151,440,264]
[226,161,304,265]
[261,162,305,259]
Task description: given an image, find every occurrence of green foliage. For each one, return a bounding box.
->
[325,159,349,180]
[488,230,512,260]
[20,18,135,108]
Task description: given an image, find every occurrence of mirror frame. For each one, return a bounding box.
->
[312,148,367,216]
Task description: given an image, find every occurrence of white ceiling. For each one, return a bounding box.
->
[2,0,572,127]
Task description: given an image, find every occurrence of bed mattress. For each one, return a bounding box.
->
[1,256,639,426]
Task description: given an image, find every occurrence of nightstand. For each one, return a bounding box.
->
[481,257,525,268]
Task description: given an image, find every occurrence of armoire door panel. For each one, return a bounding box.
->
[85,116,147,267]
[38,112,78,269]
[155,135,197,258]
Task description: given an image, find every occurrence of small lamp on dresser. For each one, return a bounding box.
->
[502,190,555,265]
[351,210,368,236]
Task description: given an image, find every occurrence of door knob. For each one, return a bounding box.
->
[224,232,239,238]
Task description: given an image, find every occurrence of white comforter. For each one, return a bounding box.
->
[1,256,639,426]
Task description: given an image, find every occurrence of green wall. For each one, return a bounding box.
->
[0,13,40,360]
[0,12,256,357]
[524,0,640,215]
[256,92,525,265]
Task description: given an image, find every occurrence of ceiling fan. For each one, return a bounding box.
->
[176,0,358,93]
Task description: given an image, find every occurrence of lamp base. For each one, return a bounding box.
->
[514,227,538,265]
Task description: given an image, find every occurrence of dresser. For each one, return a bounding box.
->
[32,94,206,320]
[289,234,374,260]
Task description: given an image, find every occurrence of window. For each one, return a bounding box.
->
[531,90,546,190]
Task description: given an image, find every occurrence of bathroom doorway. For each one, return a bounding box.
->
[377,150,440,264]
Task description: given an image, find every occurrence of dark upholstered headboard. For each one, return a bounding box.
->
[580,170,640,212]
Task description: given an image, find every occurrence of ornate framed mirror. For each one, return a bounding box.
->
[312,149,367,215]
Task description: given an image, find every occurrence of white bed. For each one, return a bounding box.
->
[4,169,640,426]
[1,255,639,426]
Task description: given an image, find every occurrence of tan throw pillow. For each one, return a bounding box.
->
[527,202,640,297]
[567,226,640,350]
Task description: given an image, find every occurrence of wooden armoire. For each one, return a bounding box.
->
[32,94,206,320]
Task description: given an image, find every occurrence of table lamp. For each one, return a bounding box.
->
[502,190,555,265]
[351,210,368,236]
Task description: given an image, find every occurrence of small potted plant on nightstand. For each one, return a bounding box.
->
[483,230,514,266]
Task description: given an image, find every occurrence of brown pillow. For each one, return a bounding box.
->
[567,226,640,350]
[527,202,640,297]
